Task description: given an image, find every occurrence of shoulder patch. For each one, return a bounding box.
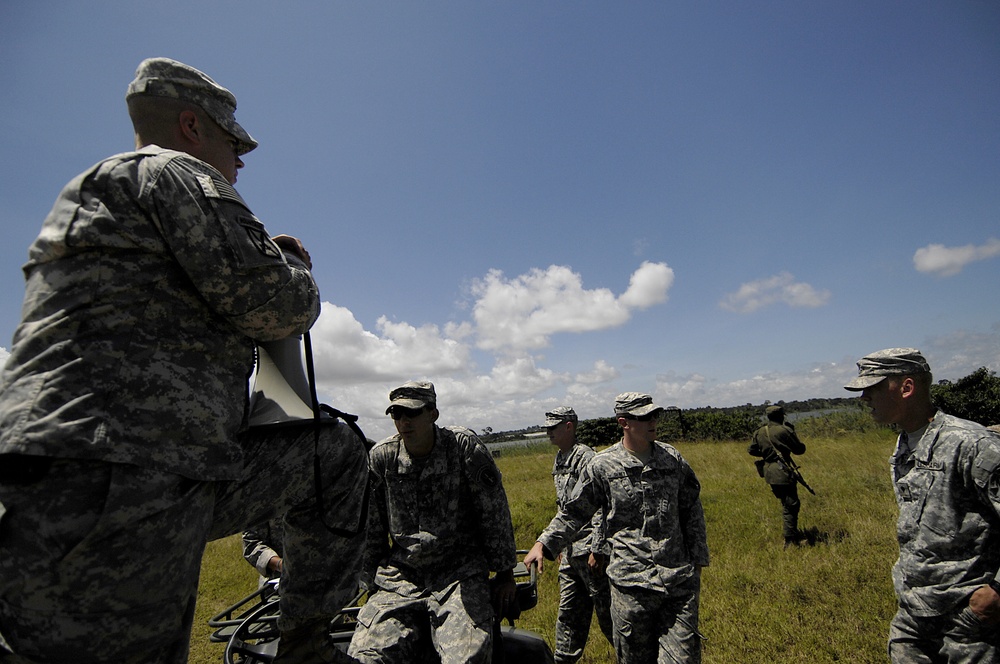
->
[196,174,219,198]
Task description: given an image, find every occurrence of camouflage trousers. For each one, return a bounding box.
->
[0,420,368,664]
[349,576,494,664]
[554,554,614,664]
[768,483,800,539]
[610,575,702,664]
[889,603,1000,663]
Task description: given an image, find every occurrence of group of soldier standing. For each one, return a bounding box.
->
[0,55,998,664]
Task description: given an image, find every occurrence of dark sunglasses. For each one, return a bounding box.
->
[622,411,661,422]
[389,406,427,420]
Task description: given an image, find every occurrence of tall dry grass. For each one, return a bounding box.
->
[190,430,899,663]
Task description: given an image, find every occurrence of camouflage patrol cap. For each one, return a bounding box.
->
[544,406,578,427]
[844,347,931,391]
[614,392,664,417]
[386,380,437,413]
[126,57,258,155]
[765,405,784,417]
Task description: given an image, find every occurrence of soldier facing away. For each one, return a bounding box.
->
[748,405,808,548]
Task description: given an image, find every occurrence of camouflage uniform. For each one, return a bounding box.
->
[551,443,614,663]
[244,519,285,582]
[748,408,807,543]
[537,440,709,664]
[349,425,517,664]
[0,58,368,664]
[886,411,1000,661]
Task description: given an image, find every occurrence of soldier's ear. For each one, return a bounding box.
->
[429,408,440,423]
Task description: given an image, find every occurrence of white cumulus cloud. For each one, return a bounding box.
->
[471,262,674,352]
[913,238,1000,277]
[719,272,831,314]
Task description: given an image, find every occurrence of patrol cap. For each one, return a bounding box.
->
[614,392,664,417]
[126,57,258,155]
[765,405,784,420]
[544,406,578,428]
[844,347,931,391]
[386,380,437,414]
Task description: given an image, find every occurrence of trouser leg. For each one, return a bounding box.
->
[429,577,495,664]
[0,459,214,664]
[554,560,594,663]
[769,483,800,540]
[212,420,370,631]
[889,603,1000,663]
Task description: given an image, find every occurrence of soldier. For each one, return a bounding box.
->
[748,405,808,548]
[0,58,368,664]
[845,348,1000,662]
[525,393,710,664]
[349,381,518,663]
[537,407,614,663]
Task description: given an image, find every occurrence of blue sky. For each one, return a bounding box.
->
[2,2,998,440]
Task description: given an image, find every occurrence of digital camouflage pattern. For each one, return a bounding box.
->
[538,440,709,591]
[537,439,708,664]
[611,577,703,664]
[243,519,285,581]
[0,129,361,663]
[0,146,319,481]
[551,443,613,663]
[0,420,369,663]
[351,425,517,663]
[891,411,1000,617]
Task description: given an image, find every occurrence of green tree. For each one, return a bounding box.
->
[930,367,1000,426]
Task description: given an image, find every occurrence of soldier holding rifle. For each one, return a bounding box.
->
[748,405,811,548]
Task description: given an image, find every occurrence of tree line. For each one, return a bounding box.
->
[483,367,1000,448]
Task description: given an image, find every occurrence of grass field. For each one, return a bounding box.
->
[189,430,900,663]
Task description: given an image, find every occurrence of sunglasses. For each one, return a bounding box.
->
[389,406,427,420]
[622,412,661,422]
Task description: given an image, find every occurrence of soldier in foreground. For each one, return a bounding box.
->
[0,58,368,664]
[748,405,808,547]
[539,407,614,663]
[525,393,709,664]
[845,347,1000,661]
[349,381,518,663]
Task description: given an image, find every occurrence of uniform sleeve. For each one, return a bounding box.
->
[145,156,320,341]
[781,426,807,455]
[538,462,604,558]
[678,459,710,567]
[359,447,391,591]
[459,431,518,573]
[242,525,281,577]
[748,428,764,457]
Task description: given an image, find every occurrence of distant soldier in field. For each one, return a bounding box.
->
[538,407,614,663]
[748,405,808,548]
[349,381,518,663]
[525,393,709,664]
[845,347,1000,662]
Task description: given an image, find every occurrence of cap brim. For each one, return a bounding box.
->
[618,404,664,417]
[844,374,886,391]
[385,398,429,414]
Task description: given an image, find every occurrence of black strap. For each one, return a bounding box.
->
[303,331,370,538]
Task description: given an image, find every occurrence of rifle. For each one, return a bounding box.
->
[774,453,816,495]
[765,425,816,495]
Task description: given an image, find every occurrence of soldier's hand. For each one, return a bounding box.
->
[969,584,1000,625]
[523,542,546,573]
[271,234,312,269]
